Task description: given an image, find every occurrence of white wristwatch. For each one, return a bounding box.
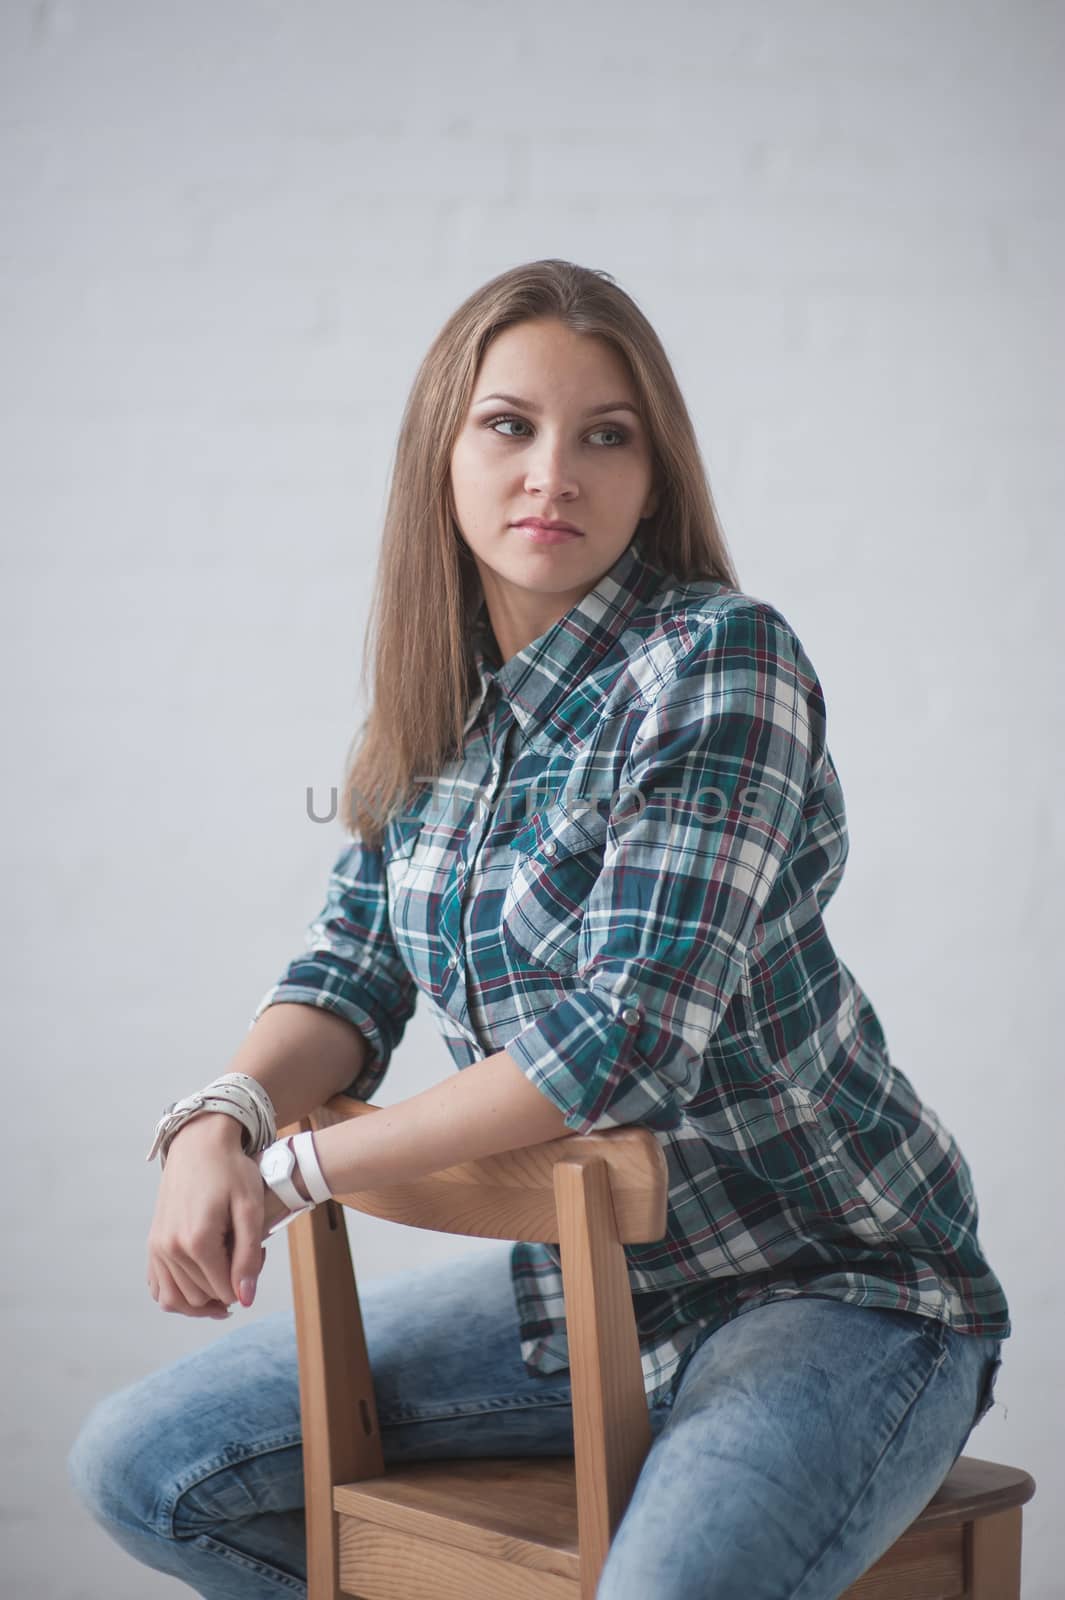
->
[258,1131,333,1236]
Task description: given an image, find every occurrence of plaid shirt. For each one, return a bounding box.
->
[255,533,1011,1406]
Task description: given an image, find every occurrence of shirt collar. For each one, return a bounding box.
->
[466,531,666,738]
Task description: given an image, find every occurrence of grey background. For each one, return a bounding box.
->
[2,1,1060,1595]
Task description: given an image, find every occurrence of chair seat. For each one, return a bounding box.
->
[838,1457,1036,1600]
[334,1455,580,1571]
[334,1457,581,1599]
[906,1454,1035,1525]
[331,1452,1035,1600]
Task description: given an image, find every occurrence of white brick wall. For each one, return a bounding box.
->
[2,1,1058,1593]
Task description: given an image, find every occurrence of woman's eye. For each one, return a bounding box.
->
[485,415,628,447]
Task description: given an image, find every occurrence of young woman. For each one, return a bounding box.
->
[68,259,1009,1599]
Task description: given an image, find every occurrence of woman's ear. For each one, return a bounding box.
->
[640,485,660,521]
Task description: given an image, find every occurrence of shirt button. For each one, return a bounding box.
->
[543,841,557,858]
[621,1007,641,1027]
[447,954,459,970]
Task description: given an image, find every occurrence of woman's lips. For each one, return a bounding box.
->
[511,523,583,545]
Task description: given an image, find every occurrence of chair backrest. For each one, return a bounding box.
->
[282,1095,670,1596]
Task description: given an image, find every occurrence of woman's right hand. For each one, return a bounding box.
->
[146,1114,268,1319]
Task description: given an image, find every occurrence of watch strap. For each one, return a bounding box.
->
[146,1075,277,1167]
[289,1130,333,1204]
[262,1136,309,1211]
[264,1204,305,1237]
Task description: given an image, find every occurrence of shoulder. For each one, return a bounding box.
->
[607,575,818,715]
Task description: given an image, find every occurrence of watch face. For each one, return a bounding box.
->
[260,1141,294,1183]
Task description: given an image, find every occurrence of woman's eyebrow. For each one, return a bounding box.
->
[473,391,642,418]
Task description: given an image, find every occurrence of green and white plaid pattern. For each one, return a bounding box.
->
[255,533,1011,1406]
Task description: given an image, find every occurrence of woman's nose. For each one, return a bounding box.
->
[523,441,579,499]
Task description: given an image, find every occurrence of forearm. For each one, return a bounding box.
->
[307,1049,578,1196]
[178,1002,371,1156]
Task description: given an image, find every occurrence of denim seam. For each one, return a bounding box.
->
[192,1531,308,1595]
[379,1388,575,1425]
[76,1502,305,1598]
[783,1337,950,1600]
[975,1347,1004,1423]
[918,1313,951,1349]
[159,1431,303,1540]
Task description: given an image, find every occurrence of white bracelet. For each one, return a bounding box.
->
[290,1130,333,1203]
[259,1130,334,1237]
[146,1074,278,1168]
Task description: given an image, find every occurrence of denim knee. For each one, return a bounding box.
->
[67,1381,170,1539]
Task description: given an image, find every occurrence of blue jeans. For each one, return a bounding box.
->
[67,1242,1003,1599]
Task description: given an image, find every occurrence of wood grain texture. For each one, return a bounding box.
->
[304,1096,668,1244]
[555,1158,652,1599]
[337,1515,579,1599]
[334,1458,579,1577]
[966,1506,1024,1599]
[838,1525,964,1598]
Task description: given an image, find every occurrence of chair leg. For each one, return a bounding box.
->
[968,1506,1022,1599]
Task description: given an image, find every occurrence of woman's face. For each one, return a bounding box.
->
[449,317,658,660]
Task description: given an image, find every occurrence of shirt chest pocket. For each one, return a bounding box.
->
[501,804,611,974]
[383,819,441,989]
[383,821,428,926]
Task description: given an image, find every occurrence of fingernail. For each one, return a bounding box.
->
[239,1278,256,1306]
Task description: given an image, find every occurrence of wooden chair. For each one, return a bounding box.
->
[282,1096,1035,1600]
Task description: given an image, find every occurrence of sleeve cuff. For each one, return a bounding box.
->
[251,985,390,1101]
[505,984,690,1135]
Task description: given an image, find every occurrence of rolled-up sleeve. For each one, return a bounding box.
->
[252,836,418,1102]
[505,604,823,1135]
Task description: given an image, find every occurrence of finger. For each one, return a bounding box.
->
[170,1223,236,1308]
[186,1226,241,1310]
[167,1253,224,1311]
[150,1227,216,1305]
[154,1260,229,1319]
[230,1197,266,1306]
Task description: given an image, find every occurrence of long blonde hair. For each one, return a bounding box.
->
[342,258,740,847]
